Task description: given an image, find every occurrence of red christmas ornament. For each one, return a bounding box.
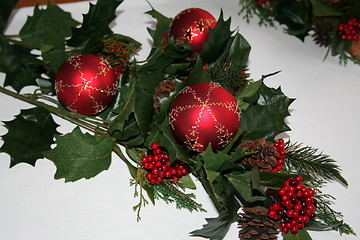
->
[169,82,240,152]
[55,54,117,115]
[169,8,216,54]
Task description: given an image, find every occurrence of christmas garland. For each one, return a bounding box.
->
[0,0,356,240]
[239,0,360,65]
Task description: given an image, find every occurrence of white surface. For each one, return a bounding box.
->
[1,0,359,240]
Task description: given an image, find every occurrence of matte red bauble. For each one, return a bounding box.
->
[55,54,117,115]
[169,82,240,152]
[169,8,216,54]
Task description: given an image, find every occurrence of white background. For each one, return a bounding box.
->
[1,0,359,239]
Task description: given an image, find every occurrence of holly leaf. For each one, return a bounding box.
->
[18,3,79,77]
[225,171,266,203]
[274,0,312,40]
[43,127,115,182]
[108,75,153,138]
[283,228,312,240]
[0,35,45,92]
[191,212,233,240]
[259,171,312,189]
[67,0,123,47]
[145,8,172,50]
[240,80,294,141]
[200,10,234,65]
[0,0,18,33]
[227,32,251,66]
[0,107,59,167]
[158,118,188,163]
[19,4,79,49]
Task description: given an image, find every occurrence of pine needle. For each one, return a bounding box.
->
[284,141,347,186]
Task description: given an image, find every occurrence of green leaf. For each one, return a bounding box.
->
[227,32,251,66]
[191,212,233,240]
[18,3,79,77]
[240,81,294,141]
[274,0,312,40]
[0,0,18,33]
[19,4,79,49]
[309,0,342,17]
[225,171,266,202]
[0,35,45,92]
[145,8,172,50]
[67,0,123,47]
[108,75,153,138]
[283,228,312,240]
[158,118,189,163]
[200,10,234,65]
[0,107,59,167]
[330,34,351,57]
[201,145,229,172]
[259,171,312,189]
[179,174,196,190]
[43,127,115,182]
[139,38,191,72]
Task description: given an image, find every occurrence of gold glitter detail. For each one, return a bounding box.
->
[55,55,117,114]
[170,82,240,151]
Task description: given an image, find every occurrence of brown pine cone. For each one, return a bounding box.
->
[311,17,335,47]
[239,139,277,171]
[239,206,280,240]
[153,79,176,113]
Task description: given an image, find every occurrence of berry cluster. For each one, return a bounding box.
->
[338,18,360,41]
[270,138,286,172]
[267,176,317,234]
[142,143,188,184]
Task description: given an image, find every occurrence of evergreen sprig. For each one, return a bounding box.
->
[284,141,347,186]
[307,179,355,236]
[207,62,250,94]
[154,181,206,213]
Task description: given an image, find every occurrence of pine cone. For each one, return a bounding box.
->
[238,206,280,240]
[239,139,277,171]
[311,17,335,47]
[153,79,176,113]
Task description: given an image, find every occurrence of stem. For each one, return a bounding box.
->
[113,144,138,178]
[0,86,107,134]
[5,36,40,50]
[196,167,223,212]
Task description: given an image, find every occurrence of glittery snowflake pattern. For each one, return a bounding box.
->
[169,82,240,152]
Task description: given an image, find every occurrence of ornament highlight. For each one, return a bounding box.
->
[55,54,117,115]
[169,82,240,152]
[169,8,216,54]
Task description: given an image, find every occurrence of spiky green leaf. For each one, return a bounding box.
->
[240,81,294,141]
[190,212,233,240]
[43,127,115,182]
[67,0,123,47]
[0,35,45,92]
[1,107,59,167]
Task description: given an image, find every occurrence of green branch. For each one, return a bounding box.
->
[0,86,108,135]
[284,141,348,186]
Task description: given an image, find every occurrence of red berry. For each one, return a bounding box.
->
[291,226,299,233]
[146,172,154,180]
[151,143,159,149]
[268,209,277,218]
[153,148,162,155]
